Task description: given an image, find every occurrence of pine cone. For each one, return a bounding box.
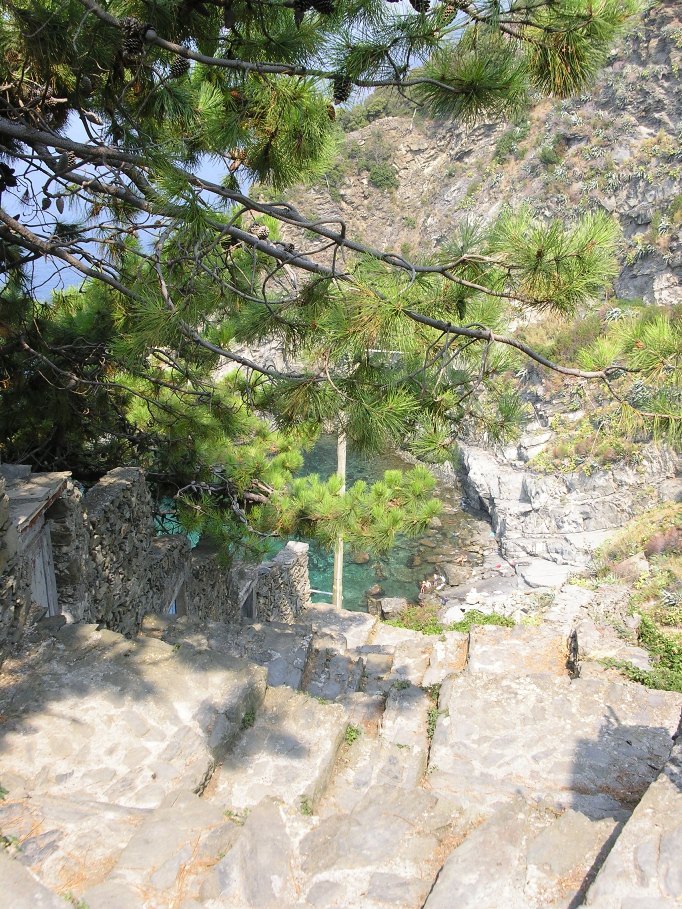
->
[332,73,352,104]
[409,0,430,11]
[293,0,313,26]
[441,1,457,18]
[251,224,270,241]
[120,17,148,62]
[169,56,191,79]
[311,0,335,13]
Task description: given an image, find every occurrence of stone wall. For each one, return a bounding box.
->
[83,467,156,634]
[184,541,243,624]
[255,541,311,622]
[0,475,30,663]
[1,465,314,660]
[148,534,191,617]
[44,480,92,622]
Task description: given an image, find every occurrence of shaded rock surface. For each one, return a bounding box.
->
[1,597,680,908]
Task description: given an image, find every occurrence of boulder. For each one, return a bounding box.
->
[380,596,409,619]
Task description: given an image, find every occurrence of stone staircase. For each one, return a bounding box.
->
[1,600,680,908]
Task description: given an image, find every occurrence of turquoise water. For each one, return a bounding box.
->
[292,436,478,611]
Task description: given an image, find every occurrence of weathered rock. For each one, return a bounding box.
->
[428,671,681,818]
[210,685,347,811]
[0,851,71,909]
[379,596,408,619]
[467,624,569,677]
[299,786,457,909]
[612,551,650,581]
[422,631,469,686]
[424,798,619,909]
[0,624,266,812]
[583,722,682,908]
[203,798,302,908]
[458,443,680,571]
[304,603,377,650]
[143,614,313,690]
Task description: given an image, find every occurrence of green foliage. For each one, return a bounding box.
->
[604,617,682,692]
[539,141,562,167]
[240,709,256,730]
[0,0,649,564]
[426,704,440,742]
[596,502,682,566]
[425,682,442,742]
[414,27,529,124]
[299,796,313,816]
[532,415,641,475]
[62,894,90,909]
[387,603,444,635]
[494,119,531,162]
[449,610,515,632]
[368,162,399,190]
[336,87,420,132]
[344,724,361,744]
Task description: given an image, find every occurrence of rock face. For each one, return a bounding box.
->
[286,0,682,304]
[458,439,680,570]
[1,599,680,908]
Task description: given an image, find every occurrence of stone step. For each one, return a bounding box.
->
[142,613,313,690]
[390,637,433,686]
[304,603,377,650]
[380,683,430,772]
[423,797,620,909]
[581,720,682,908]
[302,634,364,700]
[198,796,310,908]
[0,790,146,896]
[573,615,651,673]
[317,680,429,819]
[209,685,348,812]
[357,644,395,695]
[0,851,68,909]
[427,670,681,819]
[422,630,469,686]
[0,624,267,811]
[466,623,570,676]
[296,784,461,909]
[81,789,237,909]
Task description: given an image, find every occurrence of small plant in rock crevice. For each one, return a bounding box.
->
[224,807,249,826]
[424,683,442,744]
[300,796,313,816]
[62,893,89,909]
[240,709,256,730]
[344,724,361,745]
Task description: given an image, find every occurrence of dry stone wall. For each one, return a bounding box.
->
[0,475,30,662]
[0,465,313,660]
[45,480,93,623]
[255,541,311,622]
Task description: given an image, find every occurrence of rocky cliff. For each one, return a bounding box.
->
[289,0,682,305]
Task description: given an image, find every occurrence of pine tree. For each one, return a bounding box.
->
[1,0,668,560]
